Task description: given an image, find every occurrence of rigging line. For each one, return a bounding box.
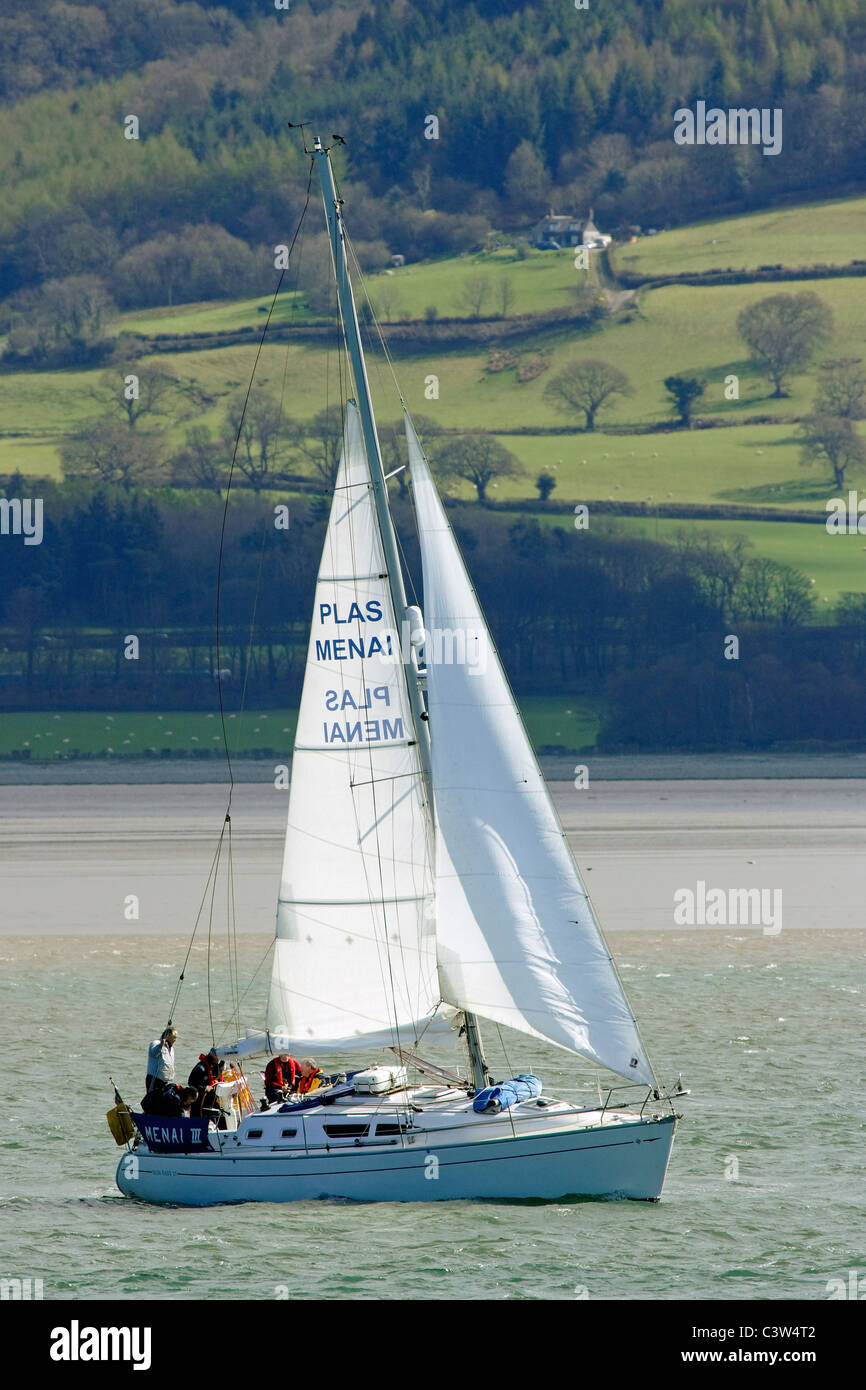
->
[237,172,307,758]
[225,809,235,1036]
[227,809,241,1040]
[236,509,269,751]
[215,159,315,812]
[215,937,276,1047]
[206,816,230,1048]
[340,209,405,408]
[494,1022,518,1138]
[393,518,421,607]
[168,821,227,1024]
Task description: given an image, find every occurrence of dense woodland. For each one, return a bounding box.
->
[2,483,865,749]
[2,0,866,310]
[3,1,866,750]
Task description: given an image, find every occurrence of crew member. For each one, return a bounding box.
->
[179,1086,199,1117]
[296,1058,323,1094]
[188,1048,222,1120]
[264,1053,299,1104]
[145,1026,178,1096]
[140,1082,189,1117]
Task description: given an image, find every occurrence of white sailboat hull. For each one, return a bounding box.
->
[116,1112,676,1206]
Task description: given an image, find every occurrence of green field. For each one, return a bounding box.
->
[3,199,866,605]
[114,247,584,338]
[0,695,602,760]
[7,274,865,494]
[608,516,865,603]
[612,196,866,277]
[499,510,864,604]
[483,423,822,508]
[0,709,299,761]
[117,291,309,338]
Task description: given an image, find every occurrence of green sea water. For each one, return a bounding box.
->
[2,929,863,1302]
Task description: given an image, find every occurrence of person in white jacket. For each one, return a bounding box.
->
[145,1026,178,1096]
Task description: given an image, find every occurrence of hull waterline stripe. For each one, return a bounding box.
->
[137,1133,668,1183]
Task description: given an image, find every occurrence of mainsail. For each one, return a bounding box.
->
[266,403,439,1050]
[406,413,655,1087]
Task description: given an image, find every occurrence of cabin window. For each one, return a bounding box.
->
[281,1128,297,1138]
[375,1123,404,1136]
[247,1129,263,1138]
[322,1123,369,1138]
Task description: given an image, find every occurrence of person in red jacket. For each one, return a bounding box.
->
[264,1053,300,1104]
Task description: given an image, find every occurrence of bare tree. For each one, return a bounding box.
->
[60,418,164,489]
[544,358,632,431]
[455,274,491,318]
[295,232,334,317]
[94,361,180,428]
[291,405,345,491]
[372,282,405,320]
[170,425,228,495]
[223,390,287,492]
[495,277,515,317]
[736,558,814,626]
[4,587,49,684]
[6,274,115,364]
[431,432,522,502]
[815,358,866,419]
[737,291,833,397]
[798,413,866,490]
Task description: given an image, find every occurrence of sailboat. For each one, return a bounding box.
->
[115,136,681,1205]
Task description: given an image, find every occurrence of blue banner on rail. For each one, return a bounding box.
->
[132,1113,213,1152]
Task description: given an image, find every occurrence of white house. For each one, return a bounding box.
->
[532,209,612,250]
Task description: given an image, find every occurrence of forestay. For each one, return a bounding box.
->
[406,412,655,1087]
[266,404,439,1051]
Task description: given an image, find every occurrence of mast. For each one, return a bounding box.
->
[311,138,490,1091]
[312,139,432,803]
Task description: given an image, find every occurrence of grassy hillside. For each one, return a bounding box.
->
[116,247,583,336]
[4,261,863,509]
[485,425,811,508]
[612,196,866,278]
[3,198,866,605]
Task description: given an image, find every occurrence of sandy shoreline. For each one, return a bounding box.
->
[2,778,863,936]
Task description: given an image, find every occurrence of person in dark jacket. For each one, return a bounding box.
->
[140,1083,192,1117]
[264,1053,299,1104]
[187,1048,222,1125]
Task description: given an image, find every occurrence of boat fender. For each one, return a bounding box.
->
[106,1104,135,1146]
